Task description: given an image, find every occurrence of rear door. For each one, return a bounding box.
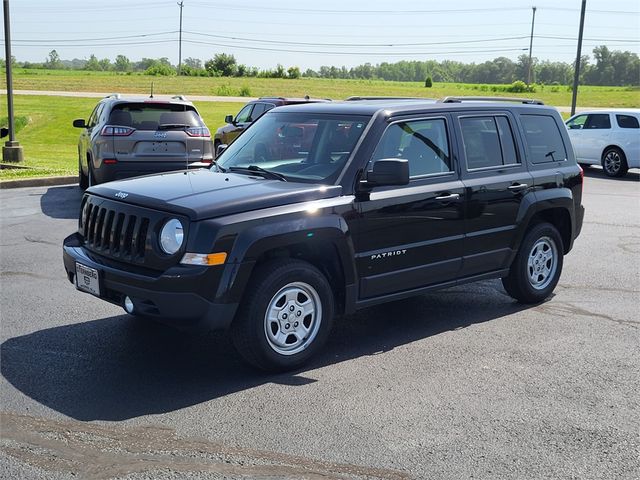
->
[454,112,533,277]
[354,114,467,299]
[109,103,207,164]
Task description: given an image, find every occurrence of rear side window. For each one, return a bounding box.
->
[459,116,519,169]
[372,118,452,177]
[109,103,203,130]
[520,115,568,164]
[584,114,611,129]
[616,114,639,129]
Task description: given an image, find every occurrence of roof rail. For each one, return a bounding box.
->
[439,96,544,105]
[171,95,188,101]
[345,96,431,101]
[259,96,286,100]
[104,93,121,99]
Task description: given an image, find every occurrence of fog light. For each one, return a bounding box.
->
[124,296,135,314]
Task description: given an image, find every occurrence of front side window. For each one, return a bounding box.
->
[372,118,451,177]
[521,114,568,164]
[566,114,588,130]
[235,105,254,123]
[585,114,611,129]
[616,114,639,129]
[216,112,370,184]
[108,103,203,130]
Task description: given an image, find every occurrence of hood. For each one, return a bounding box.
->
[88,168,342,220]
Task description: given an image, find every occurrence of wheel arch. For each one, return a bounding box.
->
[601,144,626,161]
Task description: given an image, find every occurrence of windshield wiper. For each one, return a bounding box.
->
[158,123,190,130]
[228,165,287,182]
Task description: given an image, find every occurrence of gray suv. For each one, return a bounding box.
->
[73,94,214,188]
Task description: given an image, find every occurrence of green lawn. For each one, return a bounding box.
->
[0,95,244,180]
[1,69,638,180]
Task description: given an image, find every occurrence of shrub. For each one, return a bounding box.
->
[424,76,433,88]
[508,80,527,93]
[239,85,252,97]
[144,64,175,76]
[216,84,235,96]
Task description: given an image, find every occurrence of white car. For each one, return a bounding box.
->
[565,110,639,177]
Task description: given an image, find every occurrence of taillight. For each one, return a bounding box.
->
[103,159,118,165]
[101,125,135,136]
[186,127,210,137]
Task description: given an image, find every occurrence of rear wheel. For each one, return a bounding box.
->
[502,222,564,304]
[602,147,628,177]
[231,259,334,371]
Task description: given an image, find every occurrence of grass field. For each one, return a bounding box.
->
[1,69,639,181]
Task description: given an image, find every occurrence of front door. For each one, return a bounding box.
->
[354,115,466,299]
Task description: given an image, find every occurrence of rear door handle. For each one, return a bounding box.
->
[508,183,528,192]
[435,193,461,201]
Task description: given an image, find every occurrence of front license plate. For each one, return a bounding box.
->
[75,262,100,297]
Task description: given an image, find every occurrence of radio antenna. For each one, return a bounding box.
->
[150,82,154,98]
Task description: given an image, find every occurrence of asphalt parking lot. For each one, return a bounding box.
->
[1,168,639,480]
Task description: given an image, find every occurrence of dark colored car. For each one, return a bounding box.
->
[73,94,214,188]
[213,96,330,152]
[64,96,584,371]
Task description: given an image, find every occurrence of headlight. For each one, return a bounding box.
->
[159,219,184,254]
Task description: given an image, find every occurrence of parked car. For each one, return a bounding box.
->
[63,96,584,371]
[214,96,330,152]
[565,109,639,177]
[73,94,214,188]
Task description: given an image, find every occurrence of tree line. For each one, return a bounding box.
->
[2,45,637,86]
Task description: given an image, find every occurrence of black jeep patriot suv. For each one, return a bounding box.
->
[63,96,585,371]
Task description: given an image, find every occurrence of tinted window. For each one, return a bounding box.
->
[616,114,639,129]
[109,103,202,130]
[372,118,451,177]
[521,115,568,164]
[584,114,611,129]
[496,116,519,165]
[460,117,502,169]
[87,103,104,128]
[217,113,369,183]
[250,103,269,120]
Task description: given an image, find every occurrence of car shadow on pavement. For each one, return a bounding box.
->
[40,185,83,220]
[583,166,640,182]
[1,281,530,422]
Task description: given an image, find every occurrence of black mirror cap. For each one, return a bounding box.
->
[224,115,234,124]
[72,119,86,128]
[366,158,410,187]
[0,127,8,138]
[216,143,228,157]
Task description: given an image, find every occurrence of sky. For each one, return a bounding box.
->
[3,0,640,70]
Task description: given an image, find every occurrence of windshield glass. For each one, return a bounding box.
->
[109,103,203,130]
[216,112,370,183]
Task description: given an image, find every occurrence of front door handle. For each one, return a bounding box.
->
[508,183,528,192]
[435,193,461,201]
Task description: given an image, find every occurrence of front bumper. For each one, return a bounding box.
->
[63,233,237,331]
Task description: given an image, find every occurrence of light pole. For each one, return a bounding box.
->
[571,0,587,116]
[527,6,537,86]
[2,0,23,162]
[177,1,184,76]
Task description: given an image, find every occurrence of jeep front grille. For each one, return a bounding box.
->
[84,202,150,261]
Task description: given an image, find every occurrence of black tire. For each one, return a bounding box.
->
[502,222,564,304]
[78,159,88,190]
[602,147,628,178]
[231,259,335,372]
[87,161,96,187]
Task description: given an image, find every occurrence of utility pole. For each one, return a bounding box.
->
[527,6,537,86]
[177,1,184,76]
[2,0,23,163]
[571,0,587,116]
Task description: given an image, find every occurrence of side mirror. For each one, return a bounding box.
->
[73,119,86,128]
[365,158,410,187]
[224,115,234,124]
[0,127,8,138]
[216,143,228,157]
[568,124,582,130]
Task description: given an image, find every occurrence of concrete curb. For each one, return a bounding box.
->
[0,176,78,189]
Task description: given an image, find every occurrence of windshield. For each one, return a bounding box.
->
[109,103,203,130]
[216,112,370,184]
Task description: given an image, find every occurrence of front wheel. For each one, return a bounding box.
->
[79,159,88,190]
[231,259,334,372]
[502,222,564,304]
[602,147,628,177]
